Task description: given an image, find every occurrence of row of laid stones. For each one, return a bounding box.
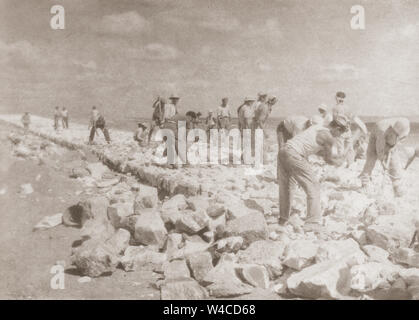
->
[67,178,419,300]
[0,115,201,197]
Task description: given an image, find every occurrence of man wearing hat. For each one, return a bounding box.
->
[237,97,256,131]
[255,95,277,131]
[277,115,350,231]
[217,97,231,130]
[359,117,411,197]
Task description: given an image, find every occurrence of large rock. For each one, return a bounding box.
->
[106,228,131,255]
[349,262,401,293]
[186,196,210,212]
[86,162,109,179]
[71,239,119,277]
[165,233,183,259]
[175,210,210,235]
[366,215,416,250]
[237,264,270,289]
[88,196,109,220]
[163,259,191,279]
[286,259,352,299]
[362,245,390,263]
[206,204,226,218]
[202,261,253,297]
[80,218,115,241]
[316,239,366,264]
[283,240,319,271]
[134,210,167,248]
[134,184,159,210]
[161,194,188,212]
[107,203,133,228]
[224,212,268,246]
[393,248,419,268]
[187,252,214,283]
[160,278,209,300]
[215,236,243,253]
[120,246,167,271]
[170,239,210,260]
[236,240,285,279]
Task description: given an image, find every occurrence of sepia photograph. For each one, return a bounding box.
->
[0,0,418,304]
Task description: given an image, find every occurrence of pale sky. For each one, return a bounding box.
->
[0,0,418,119]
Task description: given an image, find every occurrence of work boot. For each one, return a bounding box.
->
[278,217,288,226]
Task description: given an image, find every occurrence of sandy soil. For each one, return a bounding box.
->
[0,122,160,299]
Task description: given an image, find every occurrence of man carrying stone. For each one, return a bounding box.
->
[277,115,350,230]
[359,118,411,197]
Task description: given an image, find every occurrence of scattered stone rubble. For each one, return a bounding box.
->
[2,115,419,300]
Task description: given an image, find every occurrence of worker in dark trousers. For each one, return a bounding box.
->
[89,108,111,144]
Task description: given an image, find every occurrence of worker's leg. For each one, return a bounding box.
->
[278,149,293,224]
[276,122,286,149]
[89,126,95,143]
[388,147,404,197]
[288,151,321,223]
[102,127,111,143]
[359,132,378,186]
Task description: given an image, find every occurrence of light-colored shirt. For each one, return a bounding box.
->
[61,110,68,117]
[217,106,230,118]
[332,103,354,122]
[255,103,271,124]
[163,103,177,121]
[90,109,99,123]
[242,104,255,119]
[374,117,410,162]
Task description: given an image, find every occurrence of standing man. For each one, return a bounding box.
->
[277,116,350,230]
[237,97,256,132]
[21,112,31,134]
[359,118,410,197]
[89,106,111,144]
[332,91,367,166]
[148,97,166,144]
[217,97,231,130]
[54,106,61,131]
[161,94,183,165]
[61,107,69,129]
[255,95,278,131]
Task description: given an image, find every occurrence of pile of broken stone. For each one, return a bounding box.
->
[3,115,419,300]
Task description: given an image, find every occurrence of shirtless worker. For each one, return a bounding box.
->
[359,117,411,197]
[255,96,278,132]
[277,115,350,230]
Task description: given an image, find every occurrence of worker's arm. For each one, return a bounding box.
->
[317,130,346,166]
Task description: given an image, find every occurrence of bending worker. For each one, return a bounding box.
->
[277,115,350,230]
[359,118,411,197]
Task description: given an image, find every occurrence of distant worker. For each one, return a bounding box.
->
[277,115,350,230]
[149,97,166,143]
[161,94,183,165]
[89,106,111,144]
[21,112,31,134]
[359,118,411,197]
[237,97,256,131]
[134,122,147,147]
[185,111,197,130]
[217,97,231,130]
[54,106,61,131]
[61,107,69,129]
[206,111,217,130]
[255,95,278,131]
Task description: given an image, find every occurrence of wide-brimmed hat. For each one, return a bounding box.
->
[138,122,147,129]
[392,118,410,138]
[318,104,327,112]
[257,92,268,97]
[169,94,180,99]
[333,115,349,130]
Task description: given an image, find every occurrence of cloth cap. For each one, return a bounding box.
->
[169,94,180,99]
[244,97,256,102]
[392,119,410,138]
[336,91,346,99]
[318,104,327,112]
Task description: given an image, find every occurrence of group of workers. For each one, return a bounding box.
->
[53,106,69,130]
[276,91,418,231]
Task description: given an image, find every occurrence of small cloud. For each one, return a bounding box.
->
[247,18,282,39]
[99,11,149,35]
[143,43,179,60]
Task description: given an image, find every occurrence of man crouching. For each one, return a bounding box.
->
[277,115,350,231]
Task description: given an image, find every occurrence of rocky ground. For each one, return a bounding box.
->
[0,114,419,300]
